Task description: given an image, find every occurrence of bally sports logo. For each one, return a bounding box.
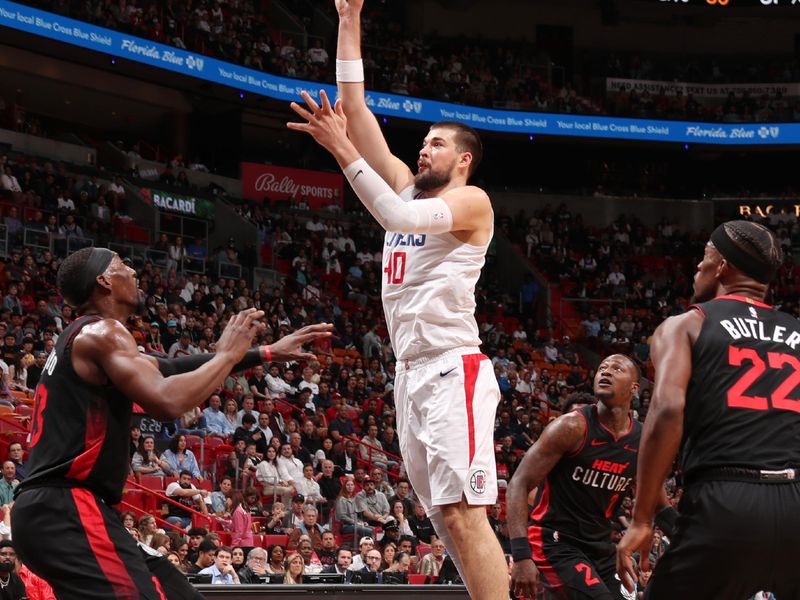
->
[242,163,344,209]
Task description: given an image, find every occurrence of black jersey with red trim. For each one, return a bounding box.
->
[681,294,800,477]
[529,404,640,544]
[19,315,133,504]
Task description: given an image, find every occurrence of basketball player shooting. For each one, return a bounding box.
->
[285,2,507,597]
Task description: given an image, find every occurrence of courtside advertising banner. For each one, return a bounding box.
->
[2,0,800,145]
[241,163,344,208]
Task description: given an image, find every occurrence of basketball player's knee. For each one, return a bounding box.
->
[439,501,484,536]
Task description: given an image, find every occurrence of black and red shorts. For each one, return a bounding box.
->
[529,525,630,600]
[13,486,203,600]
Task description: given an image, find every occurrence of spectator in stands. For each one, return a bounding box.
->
[165,470,209,529]
[175,405,206,438]
[317,459,341,507]
[360,424,392,471]
[329,405,356,443]
[198,546,240,584]
[0,541,27,598]
[219,491,253,548]
[288,505,327,551]
[189,539,217,574]
[231,547,246,572]
[0,167,21,193]
[297,537,323,574]
[408,502,435,544]
[382,551,411,584]
[186,527,208,564]
[131,435,169,476]
[294,463,325,507]
[236,395,260,430]
[25,351,45,390]
[355,478,391,528]
[202,393,229,439]
[335,478,373,538]
[266,363,297,398]
[352,549,383,584]
[233,413,258,447]
[278,443,305,487]
[237,547,269,584]
[137,514,164,547]
[418,538,446,576]
[210,476,233,516]
[6,443,26,482]
[169,330,198,358]
[160,434,203,480]
[260,399,285,438]
[0,462,17,505]
[316,531,337,569]
[248,364,269,402]
[487,503,510,553]
[221,398,240,436]
[322,547,354,580]
[284,552,305,585]
[389,500,414,538]
[256,445,294,504]
[370,467,393,498]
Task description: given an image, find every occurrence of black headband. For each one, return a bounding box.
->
[710,224,775,285]
[74,247,115,306]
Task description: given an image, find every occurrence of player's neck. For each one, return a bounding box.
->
[597,402,631,435]
[417,179,467,198]
[82,297,133,324]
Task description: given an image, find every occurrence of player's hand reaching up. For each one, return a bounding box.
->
[215,308,265,364]
[270,323,334,362]
[510,558,539,600]
[335,0,363,17]
[616,520,653,593]
[287,90,360,168]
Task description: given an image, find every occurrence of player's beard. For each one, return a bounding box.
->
[415,161,455,192]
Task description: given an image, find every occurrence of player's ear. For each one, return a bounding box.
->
[458,150,472,173]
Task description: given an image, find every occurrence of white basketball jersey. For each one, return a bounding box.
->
[381,186,491,360]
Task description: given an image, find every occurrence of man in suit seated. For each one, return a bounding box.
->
[350,549,383,584]
[322,547,355,582]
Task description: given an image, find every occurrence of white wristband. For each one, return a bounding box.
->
[336,59,365,83]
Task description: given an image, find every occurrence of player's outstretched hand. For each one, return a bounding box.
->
[616,520,653,593]
[215,308,265,364]
[334,0,363,17]
[511,558,539,600]
[287,90,350,155]
[270,323,334,362]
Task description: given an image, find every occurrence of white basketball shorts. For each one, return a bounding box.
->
[395,347,501,510]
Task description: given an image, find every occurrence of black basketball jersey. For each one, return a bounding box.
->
[530,404,641,544]
[681,294,800,477]
[20,315,133,504]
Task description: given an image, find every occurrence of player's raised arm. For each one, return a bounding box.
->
[75,309,265,421]
[289,90,491,238]
[506,412,586,599]
[334,0,413,192]
[616,311,698,592]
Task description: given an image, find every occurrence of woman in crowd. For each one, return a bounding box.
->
[219,491,254,547]
[137,514,163,547]
[131,435,169,476]
[210,475,233,516]
[334,478,373,538]
[160,434,203,480]
[381,542,396,571]
[284,552,305,585]
[265,544,286,575]
[166,552,182,570]
[390,500,414,537]
[231,547,246,572]
[313,436,335,470]
[221,398,240,436]
[120,511,137,531]
[255,445,294,505]
[150,533,171,554]
[243,486,269,518]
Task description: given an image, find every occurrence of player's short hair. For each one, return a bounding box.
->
[722,220,783,278]
[562,392,595,413]
[57,246,114,307]
[430,121,483,177]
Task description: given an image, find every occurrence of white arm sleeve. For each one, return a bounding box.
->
[343,158,453,234]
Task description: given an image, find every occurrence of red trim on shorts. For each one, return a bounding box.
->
[66,399,108,480]
[462,354,484,465]
[528,525,566,592]
[151,576,168,600]
[530,479,550,522]
[71,488,138,599]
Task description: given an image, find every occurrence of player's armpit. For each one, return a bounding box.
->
[505,412,587,539]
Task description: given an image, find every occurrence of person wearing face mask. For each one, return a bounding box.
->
[0,541,27,600]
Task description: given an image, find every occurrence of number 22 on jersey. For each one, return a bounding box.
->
[384,251,407,285]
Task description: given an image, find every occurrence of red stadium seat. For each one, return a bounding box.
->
[139,475,164,491]
[263,534,288,548]
[408,574,437,584]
